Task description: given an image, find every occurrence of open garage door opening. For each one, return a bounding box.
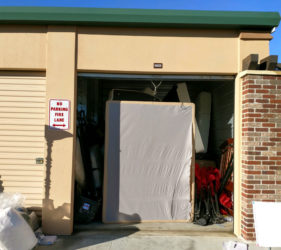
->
[74,73,235,232]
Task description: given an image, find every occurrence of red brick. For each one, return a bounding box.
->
[245,170,261,174]
[256,118,268,122]
[263,104,276,108]
[263,95,276,99]
[256,108,269,113]
[243,99,254,104]
[271,99,281,104]
[270,138,281,142]
[246,113,261,118]
[241,76,281,242]
[243,89,255,95]
[248,84,261,89]
[243,80,255,85]
[245,151,261,155]
[243,227,256,232]
[242,118,255,122]
[262,123,275,127]
[242,211,253,218]
[262,161,275,165]
[244,218,255,223]
[262,190,275,194]
[255,147,268,151]
[263,76,276,80]
[264,114,275,118]
[256,128,268,132]
[270,109,281,113]
[270,157,281,160]
[243,180,261,184]
[256,89,269,94]
[262,180,275,184]
[242,108,254,113]
[245,189,261,194]
[247,161,261,165]
[242,221,253,227]
[242,183,254,189]
[262,142,275,146]
[264,85,276,89]
[269,166,281,170]
[271,128,281,132]
[242,193,253,198]
[242,231,254,240]
[255,156,268,160]
[256,99,269,103]
[242,128,254,132]
[262,171,275,175]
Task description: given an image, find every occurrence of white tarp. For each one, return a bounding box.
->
[253,201,281,247]
[103,101,194,223]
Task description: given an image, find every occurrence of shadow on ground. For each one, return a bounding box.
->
[35,227,141,250]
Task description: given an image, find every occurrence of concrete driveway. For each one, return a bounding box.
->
[36,222,281,250]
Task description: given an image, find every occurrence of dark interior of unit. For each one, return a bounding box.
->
[74,76,234,226]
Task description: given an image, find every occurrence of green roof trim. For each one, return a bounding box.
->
[0,7,280,30]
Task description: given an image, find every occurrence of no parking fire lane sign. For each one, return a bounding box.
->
[49,99,70,130]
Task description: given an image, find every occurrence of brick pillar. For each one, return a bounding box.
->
[241,74,281,240]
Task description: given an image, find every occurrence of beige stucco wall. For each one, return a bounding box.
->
[0,25,271,74]
[77,27,239,74]
[0,25,47,70]
[42,26,77,235]
[239,39,270,71]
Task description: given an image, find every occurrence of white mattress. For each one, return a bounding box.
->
[103,101,194,223]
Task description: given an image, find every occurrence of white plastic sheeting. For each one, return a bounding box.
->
[253,201,281,247]
[103,101,194,223]
[0,193,37,250]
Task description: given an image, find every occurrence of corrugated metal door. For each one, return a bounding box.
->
[0,76,46,212]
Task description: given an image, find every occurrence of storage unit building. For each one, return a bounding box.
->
[0,6,280,241]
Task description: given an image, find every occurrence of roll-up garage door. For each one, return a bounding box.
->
[0,76,46,213]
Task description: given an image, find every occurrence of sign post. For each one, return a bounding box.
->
[49,99,70,130]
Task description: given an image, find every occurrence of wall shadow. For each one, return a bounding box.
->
[0,175,3,193]
[103,102,142,223]
[103,101,120,222]
[78,26,239,38]
[43,125,74,233]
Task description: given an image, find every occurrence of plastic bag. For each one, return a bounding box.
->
[0,208,37,250]
[0,193,25,210]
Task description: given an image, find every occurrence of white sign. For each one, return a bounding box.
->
[49,99,70,130]
[253,201,281,247]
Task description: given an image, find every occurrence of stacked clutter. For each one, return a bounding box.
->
[219,139,234,217]
[194,138,234,225]
[74,110,103,224]
[194,163,225,225]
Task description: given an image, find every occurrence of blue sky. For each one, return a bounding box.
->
[2,0,281,61]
